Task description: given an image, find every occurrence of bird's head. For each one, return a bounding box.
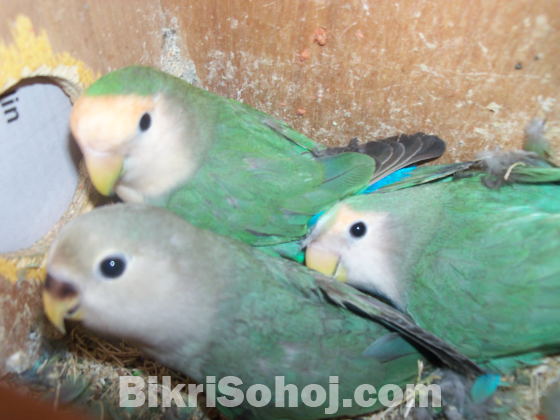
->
[43,204,222,350]
[304,201,404,309]
[70,94,155,197]
[70,66,214,202]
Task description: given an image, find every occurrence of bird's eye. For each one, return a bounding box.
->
[99,256,126,279]
[139,113,151,131]
[349,221,367,238]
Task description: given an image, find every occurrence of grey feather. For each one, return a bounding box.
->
[319,133,447,184]
[315,275,485,378]
[539,381,560,420]
[474,148,558,188]
[524,118,552,160]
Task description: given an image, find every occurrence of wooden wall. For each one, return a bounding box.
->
[2,0,559,161]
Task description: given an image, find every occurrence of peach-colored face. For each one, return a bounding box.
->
[304,203,406,308]
[70,95,156,153]
[70,95,157,196]
[305,204,388,282]
[304,204,360,280]
[317,204,367,237]
[69,92,199,200]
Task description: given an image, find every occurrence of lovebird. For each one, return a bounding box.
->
[69,66,444,260]
[304,149,560,374]
[42,204,485,420]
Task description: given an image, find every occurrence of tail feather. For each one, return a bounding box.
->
[377,148,560,193]
[315,274,485,378]
[369,133,446,183]
[375,162,475,193]
[320,132,447,185]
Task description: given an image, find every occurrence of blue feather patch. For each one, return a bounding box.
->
[361,166,417,194]
[471,373,501,404]
[307,211,325,228]
[307,167,417,227]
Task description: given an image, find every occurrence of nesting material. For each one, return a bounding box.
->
[4,321,560,420]
[5,325,215,420]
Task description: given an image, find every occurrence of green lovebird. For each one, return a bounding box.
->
[43,204,484,420]
[70,66,444,260]
[304,149,560,374]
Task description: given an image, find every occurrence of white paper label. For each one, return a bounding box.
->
[0,79,80,253]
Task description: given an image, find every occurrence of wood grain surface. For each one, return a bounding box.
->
[2,0,559,161]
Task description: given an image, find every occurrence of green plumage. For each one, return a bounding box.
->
[80,67,444,261]
[202,252,425,420]
[47,204,451,420]
[321,157,560,374]
[85,66,170,97]
[163,137,373,248]
[85,67,375,260]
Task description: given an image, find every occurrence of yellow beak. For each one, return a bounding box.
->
[83,151,124,196]
[42,290,83,334]
[305,246,347,282]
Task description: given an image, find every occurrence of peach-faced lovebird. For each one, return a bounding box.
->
[305,149,560,376]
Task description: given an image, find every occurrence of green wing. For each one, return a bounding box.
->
[200,245,485,419]
[351,168,560,373]
[161,95,376,249]
[415,179,560,370]
[200,247,426,419]
[157,80,447,259]
[164,152,375,246]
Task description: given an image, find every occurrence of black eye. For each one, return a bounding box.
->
[349,221,367,238]
[100,257,126,279]
[139,113,151,131]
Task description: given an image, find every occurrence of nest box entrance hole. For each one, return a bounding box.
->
[0,77,81,253]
